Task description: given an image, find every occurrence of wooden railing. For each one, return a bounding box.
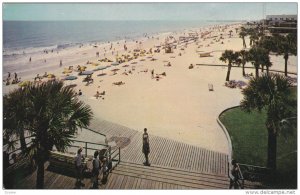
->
[218,106,271,187]
[66,139,121,169]
[3,128,121,174]
[238,163,272,182]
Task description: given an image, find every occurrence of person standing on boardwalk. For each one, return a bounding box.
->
[90,150,100,189]
[142,128,150,166]
[74,147,85,187]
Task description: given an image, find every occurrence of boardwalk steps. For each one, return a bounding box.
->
[110,161,229,189]
[102,162,265,189]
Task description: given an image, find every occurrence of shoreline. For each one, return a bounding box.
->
[3,21,237,79]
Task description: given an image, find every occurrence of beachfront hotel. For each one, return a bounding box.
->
[2,2,298,191]
[266,14,297,34]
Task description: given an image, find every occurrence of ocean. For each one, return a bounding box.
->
[3,20,224,57]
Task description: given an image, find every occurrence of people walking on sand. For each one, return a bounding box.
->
[151,69,154,79]
[60,60,62,67]
[90,151,100,189]
[29,57,31,62]
[78,89,82,96]
[14,72,17,79]
[142,128,150,166]
[74,147,85,187]
[7,72,11,79]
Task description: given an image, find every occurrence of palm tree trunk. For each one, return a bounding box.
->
[243,38,246,48]
[226,63,231,81]
[242,63,246,76]
[255,67,259,78]
[284,53,289,76]
[267,129,277,170]
[36,149,45,189]
[19,128,27,153]
[261,65,264,72]
[266,66,269,75]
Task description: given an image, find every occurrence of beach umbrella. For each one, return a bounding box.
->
[64,75,78,80]
[47,74,56,78]
[80,71,94,75]
[111,62,119,66]
[93,66,107,72]
[18,81,31,87]
[63,69,72,74]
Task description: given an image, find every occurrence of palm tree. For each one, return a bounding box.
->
[273,33,297,76]
[240,73,295,169]
[219,50,239,81]
[261,58,273,74]
[3,88,30,153]
[239,27,247,48]
[248,46,269,78]
[5,80,93,188]
[249,31,259,46]
[237,50,249,77]
[257,36,276,53]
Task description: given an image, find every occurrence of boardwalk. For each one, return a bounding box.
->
[89,119,229,175]
[12,118,245,189]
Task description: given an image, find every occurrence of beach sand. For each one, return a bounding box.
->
[3,23,297,154]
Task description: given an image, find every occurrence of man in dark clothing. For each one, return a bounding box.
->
[142,128,150,166]
[229,159,243,189]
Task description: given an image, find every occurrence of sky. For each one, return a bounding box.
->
[2,2,298,21]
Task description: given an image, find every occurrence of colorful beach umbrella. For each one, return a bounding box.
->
[80,71,94,75]
[47,74,56,78]
[64,75,78,80]
[111,62,119,66]
[93,66,107,71]
[18,81,31,87]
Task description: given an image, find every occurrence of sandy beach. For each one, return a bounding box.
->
[3,23,297,154]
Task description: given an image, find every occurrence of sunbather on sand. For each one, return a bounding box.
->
[113,81,125,86]
[165,62,171,66]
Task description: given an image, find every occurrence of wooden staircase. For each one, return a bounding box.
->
[104,161,229,189]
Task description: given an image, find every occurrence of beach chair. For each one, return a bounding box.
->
[208,83,214,91]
